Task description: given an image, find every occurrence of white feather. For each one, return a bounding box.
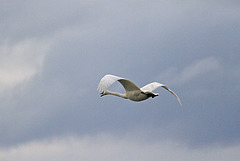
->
[97,74,124,92]
[141,82,182,106]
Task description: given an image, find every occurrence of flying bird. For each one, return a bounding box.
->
[97,74,182,106]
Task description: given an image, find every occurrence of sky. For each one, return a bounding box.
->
[0,0,240,160]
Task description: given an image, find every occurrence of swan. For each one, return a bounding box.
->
[97,74,182,106]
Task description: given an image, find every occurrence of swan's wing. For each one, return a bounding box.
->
[141,82,163,92]
[118,79,140,92]
[97,74,123,92]
[97,74,140,92]
[141,82,182,106]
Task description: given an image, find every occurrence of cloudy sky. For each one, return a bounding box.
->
[1,0,240,160]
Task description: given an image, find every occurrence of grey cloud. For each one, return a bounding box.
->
[0,0,240,152]
[1,0,93,43]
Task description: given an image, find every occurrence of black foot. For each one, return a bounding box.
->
[152,94,158,98]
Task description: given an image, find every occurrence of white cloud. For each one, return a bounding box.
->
[0,134,239,161]
[157,57,221,86]
[178,57,221,84]
[0,39,51,91]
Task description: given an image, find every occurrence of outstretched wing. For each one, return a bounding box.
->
[141,82,182,106]
[97,74,140,92]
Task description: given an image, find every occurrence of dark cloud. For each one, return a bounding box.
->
[0,0,240,151]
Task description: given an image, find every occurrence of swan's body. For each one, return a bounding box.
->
[97,74,182,106]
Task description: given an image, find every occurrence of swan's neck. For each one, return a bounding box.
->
[105,90,127,99]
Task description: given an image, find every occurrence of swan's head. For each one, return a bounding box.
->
[100,90,108,97]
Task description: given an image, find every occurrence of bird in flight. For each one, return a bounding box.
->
[97,74,182,106]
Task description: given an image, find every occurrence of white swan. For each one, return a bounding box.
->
[97,74,182,106]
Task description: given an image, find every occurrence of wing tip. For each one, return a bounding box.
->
[178,99,182,107]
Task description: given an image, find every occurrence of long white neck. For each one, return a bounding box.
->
[105,90,127,99]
